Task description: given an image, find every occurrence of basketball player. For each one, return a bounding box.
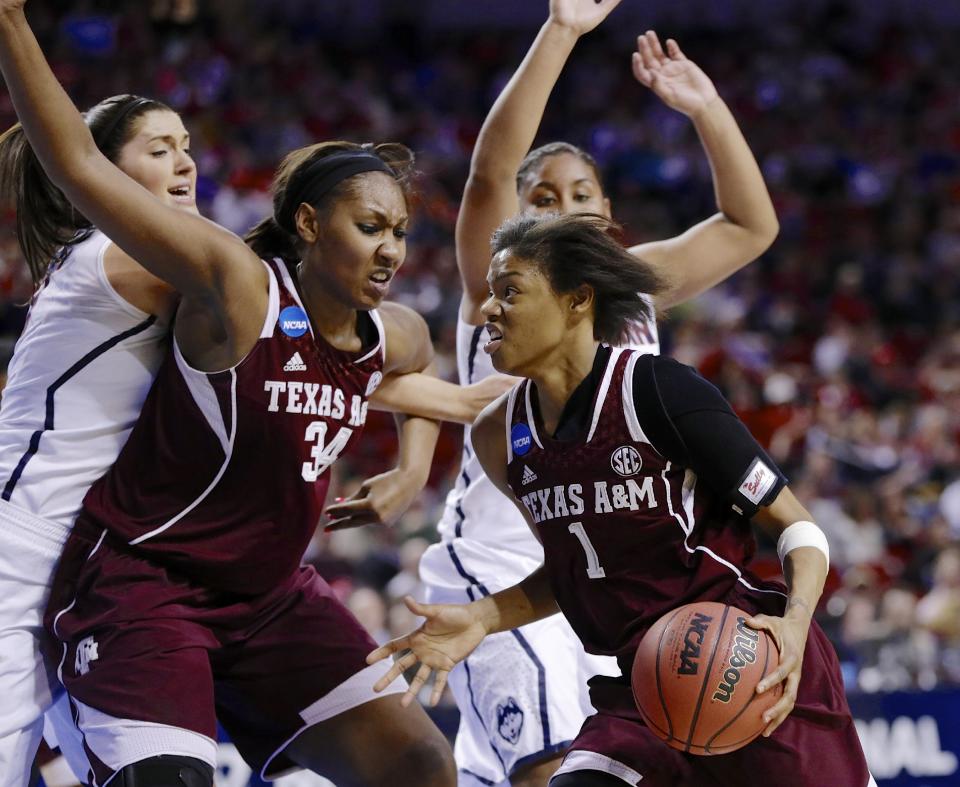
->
[372,213,876,787]
[0,4,455,784]
[0,92,194,786]
[417,3,779,785]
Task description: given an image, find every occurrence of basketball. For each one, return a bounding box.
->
[632,601,783,756]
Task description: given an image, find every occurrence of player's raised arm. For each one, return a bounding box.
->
[627,32,779,307]
[457,0,622,322]
[0,4,264,330]
[366,395,559,707]
[325,303,442,530]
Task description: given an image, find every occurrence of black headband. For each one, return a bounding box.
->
[90,97,157,151]
[276,151,395,234]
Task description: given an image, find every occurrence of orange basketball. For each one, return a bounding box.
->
[631,601,782,756]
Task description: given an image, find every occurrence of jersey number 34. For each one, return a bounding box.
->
[302,422,353,482]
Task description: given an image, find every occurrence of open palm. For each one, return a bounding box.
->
[632,31,718,117]
[367,596,488,707]
[549,0,623,37]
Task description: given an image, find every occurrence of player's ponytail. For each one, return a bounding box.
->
[245,140,416,266]
[0,94,171,286]
[491,212,670,345]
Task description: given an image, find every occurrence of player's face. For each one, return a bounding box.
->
[481,249,572,377]
[518,153,611,218]
[307,172,408,310]
[115,110,198,215]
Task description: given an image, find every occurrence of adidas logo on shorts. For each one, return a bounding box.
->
[283,352,307,372]
[521,464,537,485]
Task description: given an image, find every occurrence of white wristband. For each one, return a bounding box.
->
[777,521,830,568]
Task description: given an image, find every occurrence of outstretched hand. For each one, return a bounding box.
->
[548,0,623,38]
[632,31,719,118]
[367,596,489,707]
[324,467,424,531]
[744,610,810,737]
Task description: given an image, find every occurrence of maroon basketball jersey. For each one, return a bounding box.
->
[80,259,384,593]
[504,348,786,660]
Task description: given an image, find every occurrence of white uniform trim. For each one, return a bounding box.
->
[504,384,522,464]
[524,382,545,450]
[550,750,643,785]
[69,699,218,786]
[173,344,232,454]
[53,528,107,683]
[259,660,407,780]
[259,259,281,339]
[356,308,386,365]
[621,351,658,451]
[274,258,314,339]
[586,347,624,443]
[661,461,786,598]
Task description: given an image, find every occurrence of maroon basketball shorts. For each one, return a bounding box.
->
[550,592,875,787]
[44,520,405,782]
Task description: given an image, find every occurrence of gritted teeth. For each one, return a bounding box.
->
[370,270,392,283]
[486,326,503,340]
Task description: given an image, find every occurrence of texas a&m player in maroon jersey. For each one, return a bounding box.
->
[0,17,458,783]
[371,213,875,787]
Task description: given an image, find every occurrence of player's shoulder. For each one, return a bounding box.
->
[472,384,513,463]
[376,301,431,373]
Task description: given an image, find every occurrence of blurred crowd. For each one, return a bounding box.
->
[1,0,959,699]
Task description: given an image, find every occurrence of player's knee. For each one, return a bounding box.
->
[113,755,213,787]
[550,771,631,787]
[390,735,456,786]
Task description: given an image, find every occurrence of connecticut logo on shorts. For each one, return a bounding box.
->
[511,423,533,456]
[496,697,524,744]
[279,306,309,338]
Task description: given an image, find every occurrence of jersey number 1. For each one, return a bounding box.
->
[302,422,353,482]
[568,522,606,579]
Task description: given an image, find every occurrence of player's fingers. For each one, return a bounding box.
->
[373,659,410,692]
[666,38,685,60]
[367,637,408,665]
[631,51,651,85]
[405,662,434,703]
[762,671,800,736]
[430,669,450,707]
[637,33,657,72]
[757,652,797,694]
[403,595,438,619]
[647,30,667,63]
[323,513,379,532]
[324,497,375,517]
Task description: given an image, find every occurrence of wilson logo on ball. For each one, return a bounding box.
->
[611,445,642,477]
[678,612,713,676]
[712,618,760,703]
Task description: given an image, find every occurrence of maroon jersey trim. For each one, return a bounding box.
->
[620,350,660,452]
[523,381,545,451]
[504,382,523,464]
[274,257,316,341]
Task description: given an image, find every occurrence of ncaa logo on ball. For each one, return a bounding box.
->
[511,423,533,456]
[278,306,309,338]
[611,445,642,477]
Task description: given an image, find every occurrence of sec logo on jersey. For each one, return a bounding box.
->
[611,445,642,477]
[511,423,533,456]
[279,306,309,338]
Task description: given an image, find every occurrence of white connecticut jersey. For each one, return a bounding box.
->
[0,231,168,528]
[419,308,660,592]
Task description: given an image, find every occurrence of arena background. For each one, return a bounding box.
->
[2,1,959,785]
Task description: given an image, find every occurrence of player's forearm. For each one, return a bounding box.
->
[781,546,827,626]
[371,374,476,425]
[690,97,778,249]
[473,565,559,635]
[469,21,578,182]
[393,412,440,488]
[0,9,101,186]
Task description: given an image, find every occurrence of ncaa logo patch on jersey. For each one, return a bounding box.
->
[279,306,309,338]
[511,423,533,456]
[611,445,642,477]
[365,371,383,396]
